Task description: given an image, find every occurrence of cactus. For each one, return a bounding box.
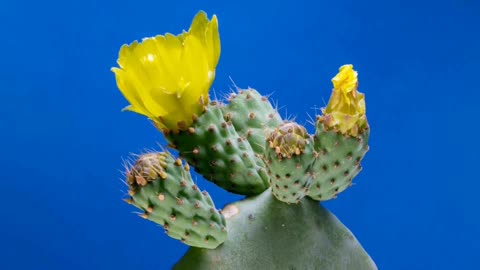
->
[173,189,376,270]
[308,64,370,201]
[112,10,376,269]
[265,121,315,204]
[223,89,283,155]
[308,122,369,201]
[125,152,227,249]
[164,102,270,195]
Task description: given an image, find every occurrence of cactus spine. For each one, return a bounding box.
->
[113,11,375,269]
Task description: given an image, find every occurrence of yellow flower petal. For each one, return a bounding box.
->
[322,64,368,136]
[111,11,221,131]
[111,67,158,118]
[332,64,358,95]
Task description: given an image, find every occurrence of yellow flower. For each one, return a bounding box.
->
[111,11,220,131]
[322,64,367,136]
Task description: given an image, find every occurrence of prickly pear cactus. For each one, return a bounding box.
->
[112,10,376,270]
[265,122,315,204]
[124,152,227,249]
[164,102,270,195]
[173,189,376,270]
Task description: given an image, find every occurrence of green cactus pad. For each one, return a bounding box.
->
[265,122,315,204]
[222,88,283,155]
[165,102,270,195]
[173,189,377,270]
[125,152,227,249]
[308,119,370,201]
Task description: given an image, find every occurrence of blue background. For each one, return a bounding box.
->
[2,0,479,269]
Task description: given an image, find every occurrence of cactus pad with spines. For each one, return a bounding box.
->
[173,189,377,270]
[265,122,315,203]
[165,102,270,195]
[223,88,283,155]
[125,152,227,249]
[308,119,370,201]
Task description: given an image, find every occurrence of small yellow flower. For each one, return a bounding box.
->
[322,64,367,136]
[111,11,220,131]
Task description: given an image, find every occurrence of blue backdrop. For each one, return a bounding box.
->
[1,0,479,269]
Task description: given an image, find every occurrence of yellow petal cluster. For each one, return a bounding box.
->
[322,64,367,136]
[111,11,220,131]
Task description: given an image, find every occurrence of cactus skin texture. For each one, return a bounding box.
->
[173,189,377,270]
[164,102,270,195]
[308,120,370,201]
[223,88,283,155]
[125,152,227,249]
[265,122,315,204]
